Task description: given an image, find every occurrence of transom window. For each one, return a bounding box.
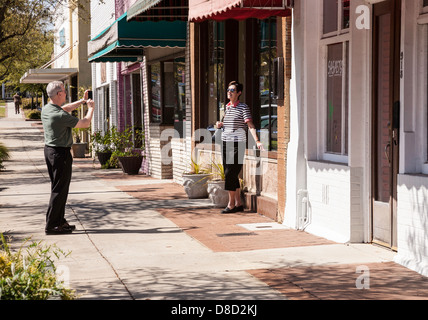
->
[323,0,351,36]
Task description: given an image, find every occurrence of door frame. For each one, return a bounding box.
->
[370,0,401,250]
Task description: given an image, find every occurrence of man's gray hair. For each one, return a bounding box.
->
[46,81,64,98]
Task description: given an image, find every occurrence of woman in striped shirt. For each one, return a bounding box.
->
[216,81,263,214]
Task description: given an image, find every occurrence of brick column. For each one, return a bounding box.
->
[277,16,292,223]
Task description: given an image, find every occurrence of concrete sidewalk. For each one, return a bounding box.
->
[1,101,427,301]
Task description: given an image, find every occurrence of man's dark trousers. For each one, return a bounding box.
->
[44,145,73,230]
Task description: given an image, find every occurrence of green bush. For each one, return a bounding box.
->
[0,143,10,170]
[25,109,41,120]
[0,234,76,300]
[22,97,42,110]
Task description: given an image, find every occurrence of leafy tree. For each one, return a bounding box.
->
[0,0,91,94]
[0,0,56,82]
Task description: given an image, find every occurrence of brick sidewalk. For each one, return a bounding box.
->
[248,262,428,300]
[73,158,428,300]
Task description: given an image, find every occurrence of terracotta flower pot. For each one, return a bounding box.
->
[118,155,143,175]
[72,142,87,158]
[96,151,112,166]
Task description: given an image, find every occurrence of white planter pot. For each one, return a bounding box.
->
[182,174,210,199]
[207,180,229,208]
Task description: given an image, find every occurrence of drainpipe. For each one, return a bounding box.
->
[284,0,309,230]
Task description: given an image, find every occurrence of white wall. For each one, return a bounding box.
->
[90,0,117,133]
[394,0,428,277]
[53,2,70,69]
[90,0,116,39]
[396,175,428,276]
[285,0,370,242]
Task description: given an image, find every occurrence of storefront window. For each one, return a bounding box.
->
[150,62,162,123]
[259,18,277,151]
[149,60,185,127]
[326,42,349,155]
[323,0,350,36]
[207,21,225,131]
[174,61,186,137]
[342,0,350,29]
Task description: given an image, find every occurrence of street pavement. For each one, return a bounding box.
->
[1,101,427,305]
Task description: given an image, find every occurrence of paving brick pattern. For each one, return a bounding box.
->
[248,262,428,300]
[76,162,428,300]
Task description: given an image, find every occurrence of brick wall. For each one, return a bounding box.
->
[277,16,292,223]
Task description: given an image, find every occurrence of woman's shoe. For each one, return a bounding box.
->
[221,207,237,214]
[235,205,244,212]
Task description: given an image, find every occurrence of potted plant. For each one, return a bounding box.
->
[111,126,144,175]
[207,158,229,207]
[71,128,88,158]
[182,156,211,199]
[90,130,113,167]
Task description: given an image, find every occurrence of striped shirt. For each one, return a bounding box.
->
[222,101,252,142]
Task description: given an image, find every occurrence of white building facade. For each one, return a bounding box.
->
[89,0,118,134]
[286,0,428,276]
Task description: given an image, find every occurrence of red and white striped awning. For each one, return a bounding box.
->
[188,0,292,22]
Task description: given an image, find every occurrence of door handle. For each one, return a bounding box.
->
[384,143,391,165]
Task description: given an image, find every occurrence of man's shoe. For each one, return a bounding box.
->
[45,226,73,235]
[221,206,237,214]
[62,221,76,231]
[235,205,244,212]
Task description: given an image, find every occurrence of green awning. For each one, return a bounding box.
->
[88,12,187,63]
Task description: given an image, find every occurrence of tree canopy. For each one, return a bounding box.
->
[0,0,59,85]
[0,0,93,94]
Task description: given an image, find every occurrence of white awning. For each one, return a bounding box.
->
[20,68,78,84]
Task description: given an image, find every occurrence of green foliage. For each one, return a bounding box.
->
[210,158,225,181]
[24,109,41,120]
[22,97,42,110]
[110,126,144,157]
[0,142,10,170]
[91,126,144,168]
[90,130,112,153]
[184,156,210,175]
[0,0,55,86]
[72,127,89,143]
[0,233,76,300]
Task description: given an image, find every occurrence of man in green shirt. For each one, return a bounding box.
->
[41,81,94,235]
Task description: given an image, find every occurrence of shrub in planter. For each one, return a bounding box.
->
[207,159,229,207]
[0,233,76,300]
[110,126,145,175]
[71,128,88,158]
[90,130,113,167]
[182,157,211,199]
